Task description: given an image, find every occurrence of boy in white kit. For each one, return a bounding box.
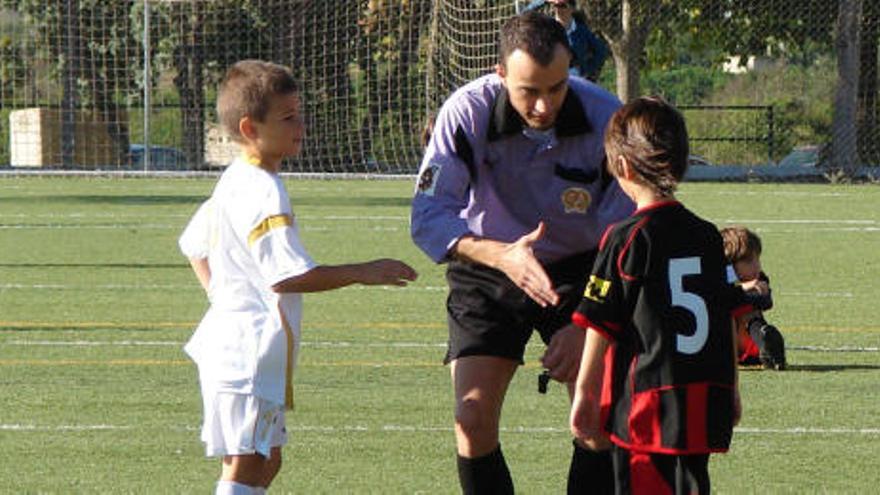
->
[178,59,418,495]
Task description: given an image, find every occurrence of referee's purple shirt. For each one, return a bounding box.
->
[411,74,634,264]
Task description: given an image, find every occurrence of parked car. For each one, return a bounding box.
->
[687,154,713,167]
[129,144,187,170]
[777,145,824,168]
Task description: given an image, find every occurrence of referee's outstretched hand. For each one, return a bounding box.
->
[498,222,559,307]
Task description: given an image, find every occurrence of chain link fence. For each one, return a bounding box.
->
[1,0,877,175]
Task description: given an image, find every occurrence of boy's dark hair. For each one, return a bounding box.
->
[499,11,571,67]
[719,226,763,263]
[217,59,299,143]
[604,96,689,196]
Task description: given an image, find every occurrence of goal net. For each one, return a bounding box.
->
[0,0,517,174]
[0,1,875,172]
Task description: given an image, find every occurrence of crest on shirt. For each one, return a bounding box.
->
[584,275,611,303]
[561,187,591,214]
[417,161,442,196]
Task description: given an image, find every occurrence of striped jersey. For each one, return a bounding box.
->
[573,200,748,454]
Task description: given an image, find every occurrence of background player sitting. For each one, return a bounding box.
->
[720,226,787,370]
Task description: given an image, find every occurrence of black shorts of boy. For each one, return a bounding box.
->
[444,250,596,364]
[611,445,710,495]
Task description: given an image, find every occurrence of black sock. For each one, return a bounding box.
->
[567,440,614,495]
[457,445,514,495]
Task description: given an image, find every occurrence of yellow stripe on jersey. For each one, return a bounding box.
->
[277,302,296,411]
[243,154,263,166]
[248,214,293,246]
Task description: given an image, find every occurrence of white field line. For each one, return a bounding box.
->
[0,223,177,230]
[0,283,197,290]
[7,212,880,227]
[1,213,876,227]
[5,340,447,349]
[2,223,876,233]
[0,283,448,292]
[0,224,404,232]
[787,345,879,353]
[753,227,880,233]
[720,219,877,225]
[0,212,408,221]
[780,291,854,298]
[0,283,857,299]
[1,423,877,435]
[685,191,856,198]
[9,210,879,224]
[10,227,866,234]
[5,340,877,353]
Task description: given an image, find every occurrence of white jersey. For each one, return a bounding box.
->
[179,156,316,408]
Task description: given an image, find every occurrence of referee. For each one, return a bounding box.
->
[411,11,633,494]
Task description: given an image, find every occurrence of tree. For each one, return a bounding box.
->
[7,0,139,167]
[579,0,669,102]
[146,0,294,169]
[857,0,878,165]
[168,1,207,168]
[833,0,862,174]
[357,0,433,171]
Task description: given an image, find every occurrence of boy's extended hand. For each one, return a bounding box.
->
[272,259,417,293]
[540,323,584,383]
[360,259,419,286]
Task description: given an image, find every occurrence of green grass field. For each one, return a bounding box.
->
[0,177,878,493]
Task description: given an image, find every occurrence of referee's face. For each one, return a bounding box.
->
[498,44,570,130]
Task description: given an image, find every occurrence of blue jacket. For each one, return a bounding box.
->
[522,0,609,81]
[568,17,608,81]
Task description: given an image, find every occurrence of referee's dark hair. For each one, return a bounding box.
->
[499,11,572,67]
[604,96,690,196]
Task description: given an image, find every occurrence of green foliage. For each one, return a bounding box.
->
[0,108,10,166]
[702,56,836,163]
[642,66,731,105]
[127,106,184,149]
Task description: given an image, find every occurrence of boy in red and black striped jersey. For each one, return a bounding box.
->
[569,97,748,494]
[720,226,787,370]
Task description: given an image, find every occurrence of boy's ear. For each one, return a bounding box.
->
[618,156,635,181]
[239,116,258,141]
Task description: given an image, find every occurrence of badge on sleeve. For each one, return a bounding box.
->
[584,275,611,303]
[417,161,442,196]
[561,187,591,214]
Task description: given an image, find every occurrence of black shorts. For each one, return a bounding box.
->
[444,251,596,364]
[612,445,711,495]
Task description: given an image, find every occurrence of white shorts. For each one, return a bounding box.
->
[200,390,288,458]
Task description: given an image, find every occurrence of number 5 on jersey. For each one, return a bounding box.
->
[669,257,709,355]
